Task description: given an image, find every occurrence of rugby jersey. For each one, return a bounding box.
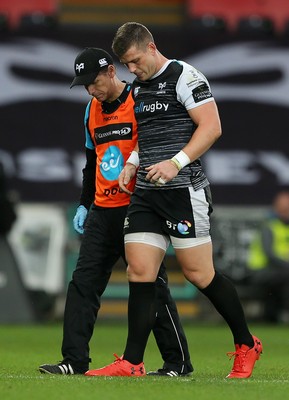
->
[132,60,214,191]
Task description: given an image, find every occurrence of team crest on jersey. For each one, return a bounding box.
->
[156,81,167,94]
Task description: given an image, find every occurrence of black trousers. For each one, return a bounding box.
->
[62,204,193,373]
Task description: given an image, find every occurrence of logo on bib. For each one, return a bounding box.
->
[101,146,124,181]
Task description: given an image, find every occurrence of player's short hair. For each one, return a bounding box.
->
[112,22,154,58]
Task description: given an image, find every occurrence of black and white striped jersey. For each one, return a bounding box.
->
[132,59,214,191]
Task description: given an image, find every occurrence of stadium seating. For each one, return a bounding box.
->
[237,15,275,37]
[18,12,58,33]
[1,0,289,36]
[0,13,9,32]
[188,15,228,36]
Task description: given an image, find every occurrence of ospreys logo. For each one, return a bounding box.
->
[76,63,84,73]
[156,81,167,94]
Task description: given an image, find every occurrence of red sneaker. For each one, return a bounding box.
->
[226,335,263,378]
[85,354,146,377]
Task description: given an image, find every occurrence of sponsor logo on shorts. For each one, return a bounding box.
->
[166,219,192,235]
[124,217,129,228]
[177,220,192,235]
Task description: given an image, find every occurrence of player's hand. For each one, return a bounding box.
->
[119,164,137,195]
[73,205,88,234]
[145,160,179,185]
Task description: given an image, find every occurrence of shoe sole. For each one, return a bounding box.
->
[227,336,263,378]
[39,367,56,374]
[147,372,192,377]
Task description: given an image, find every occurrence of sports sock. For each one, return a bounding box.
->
[123,282,156,365]
[200,271,254,347]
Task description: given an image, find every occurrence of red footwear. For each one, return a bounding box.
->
[85,354,146,377]
[226,335,263,378]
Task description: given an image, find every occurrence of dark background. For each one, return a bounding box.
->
[1,0,289,206]
[1,29,288,205]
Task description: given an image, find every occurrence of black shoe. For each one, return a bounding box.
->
[39,362,76,375]
[147,368,192,377]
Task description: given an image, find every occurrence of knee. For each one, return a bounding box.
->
[127,263,157,282]
[183,268,215,289]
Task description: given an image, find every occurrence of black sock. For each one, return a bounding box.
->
[200,271,254,347]
[123,282,156,365]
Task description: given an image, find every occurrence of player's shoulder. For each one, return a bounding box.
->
[174,61,210,92]
[177,60,207,81]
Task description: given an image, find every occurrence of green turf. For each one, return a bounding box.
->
[0,322,288,400]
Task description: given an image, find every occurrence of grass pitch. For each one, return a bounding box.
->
[0,322,288,400]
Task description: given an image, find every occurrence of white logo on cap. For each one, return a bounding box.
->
[99,58,108,67]
[76,63,84,72]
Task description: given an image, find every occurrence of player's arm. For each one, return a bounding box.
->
[145,101,221,183]
[181,100,222,162]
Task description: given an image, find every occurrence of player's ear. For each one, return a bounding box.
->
[147,42,156,55]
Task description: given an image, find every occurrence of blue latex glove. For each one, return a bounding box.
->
[73,205,88,234]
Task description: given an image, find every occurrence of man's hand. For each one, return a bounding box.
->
[119,163,137,194]
[145,160,179,185]
[73,205,88,234]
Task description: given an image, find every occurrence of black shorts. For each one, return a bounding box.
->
[124,186,213,239]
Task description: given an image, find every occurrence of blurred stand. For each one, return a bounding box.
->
[246,191,289,323]
[0,162,36,323]
[17,11,58,35]
[8,203,67,321]
[236,15,275,38]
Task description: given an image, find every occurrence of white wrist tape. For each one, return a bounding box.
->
[171,150,190,171]
[126,150,139,167]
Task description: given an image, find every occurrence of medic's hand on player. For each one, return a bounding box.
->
[118,164,137,195]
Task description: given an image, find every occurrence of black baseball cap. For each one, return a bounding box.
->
[70,47,114,88]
